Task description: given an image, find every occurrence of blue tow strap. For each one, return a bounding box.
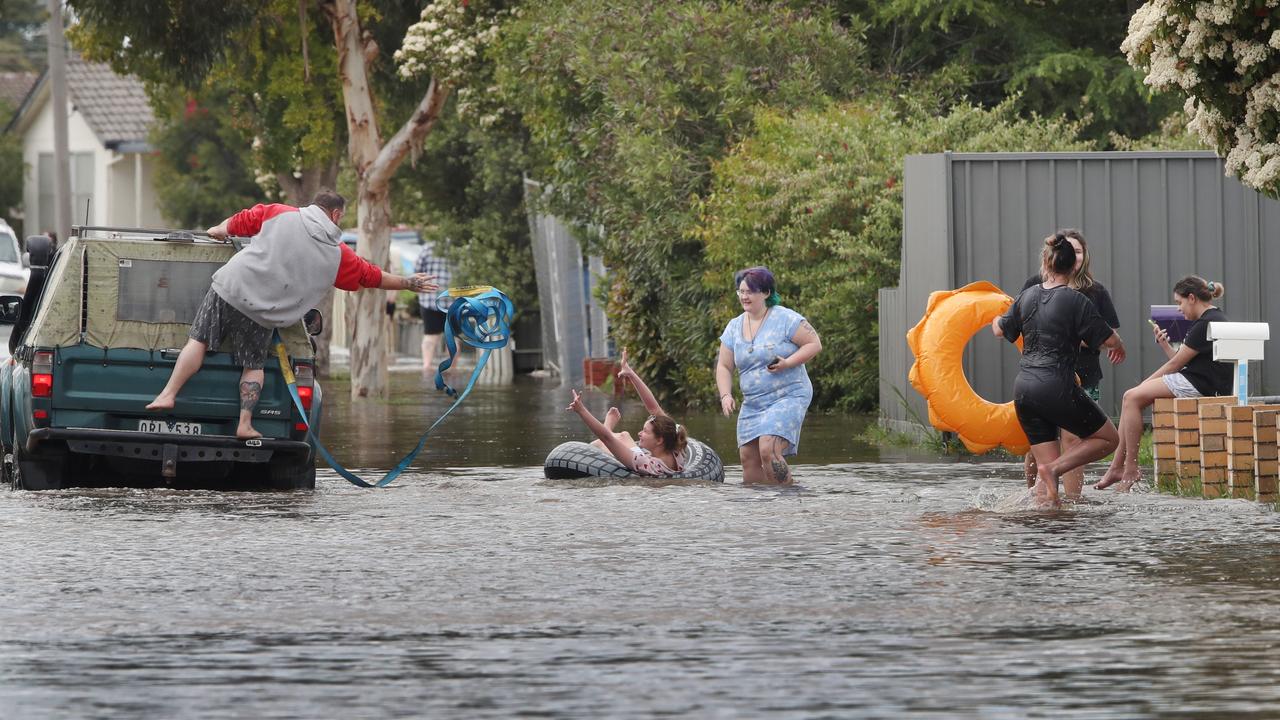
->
[275,286,514,488]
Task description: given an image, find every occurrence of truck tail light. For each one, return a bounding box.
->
[296,385,313,412]
[32,351,53,398]
[293,362,314,412]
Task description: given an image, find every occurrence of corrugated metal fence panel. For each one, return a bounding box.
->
[878,286,907,425]
[884,151,1280,427]
[885,155,953,430]
[525,178,587,386]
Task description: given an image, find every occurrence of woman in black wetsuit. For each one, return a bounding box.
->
[1020,230,1126,499]
[1094,276,1231,492]
[992,232,1124,507]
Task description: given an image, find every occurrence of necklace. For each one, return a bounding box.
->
[745,309,769,352]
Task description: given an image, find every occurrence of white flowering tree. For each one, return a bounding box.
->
[1124,0,1280,194]
[322,0,508,399]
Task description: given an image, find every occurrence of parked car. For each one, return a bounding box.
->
[340,227,423,276]
[0,219,31,294]
[0,228,324,490]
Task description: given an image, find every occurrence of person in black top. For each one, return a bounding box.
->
[1019,229,1126,499]
[1095,276,1231,492]
[992,232,1124,507]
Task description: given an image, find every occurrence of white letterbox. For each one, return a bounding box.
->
[1208,322,1269,361]
[1207,321,1269,404]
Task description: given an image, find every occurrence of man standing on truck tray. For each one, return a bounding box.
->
[145,190,439,439]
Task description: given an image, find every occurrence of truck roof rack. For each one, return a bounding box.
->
[71,225,223,243]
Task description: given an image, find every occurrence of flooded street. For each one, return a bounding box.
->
[1,373,1278,718]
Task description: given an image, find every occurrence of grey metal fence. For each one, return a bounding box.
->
[525,178,611,386]
[881,151,1280,433]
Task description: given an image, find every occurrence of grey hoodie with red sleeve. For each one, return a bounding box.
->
[211,203,383,328]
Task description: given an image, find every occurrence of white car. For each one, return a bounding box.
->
[0,220,31,294]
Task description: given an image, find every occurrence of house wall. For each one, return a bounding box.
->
[21,94,164,235]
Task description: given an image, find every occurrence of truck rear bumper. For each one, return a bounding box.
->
[27,428,312,473]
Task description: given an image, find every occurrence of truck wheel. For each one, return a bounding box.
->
[266,454,316,491]
[12,447,66,490]
[2,452,15,488]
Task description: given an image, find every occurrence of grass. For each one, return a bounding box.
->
[858,421,953,454]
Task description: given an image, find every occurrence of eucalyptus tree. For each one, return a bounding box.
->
[68,0,508,398]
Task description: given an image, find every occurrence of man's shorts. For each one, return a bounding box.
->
[422,308,447,335]
[189,288,272,369]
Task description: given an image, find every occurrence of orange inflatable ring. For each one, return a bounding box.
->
[906,281,1029,455]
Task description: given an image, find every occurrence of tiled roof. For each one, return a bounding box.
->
[66,54,153,146]
[0,71,38,110]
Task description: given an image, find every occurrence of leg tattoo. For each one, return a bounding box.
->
[239,381,262,412]
[770,458,791,484]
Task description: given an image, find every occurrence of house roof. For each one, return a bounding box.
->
[4,53,154,150]
[65,54,154,147]
[0,72,38,111]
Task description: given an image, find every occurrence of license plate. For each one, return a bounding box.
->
[138,419,202,435]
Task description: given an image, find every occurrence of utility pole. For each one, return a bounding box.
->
[46,0,72,241]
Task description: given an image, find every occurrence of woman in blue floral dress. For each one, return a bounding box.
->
[715,267,823,484]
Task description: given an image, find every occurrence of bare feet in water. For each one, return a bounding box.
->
[1112,472,1143,493]
[1034,465,1061,509]
[1093,468,1124,490]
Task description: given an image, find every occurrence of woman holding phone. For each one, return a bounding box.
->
[1095,276,1231,491]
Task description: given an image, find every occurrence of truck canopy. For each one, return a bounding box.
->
[25,235,313,357]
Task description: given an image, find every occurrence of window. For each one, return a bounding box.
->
[37,152,94,230]
[72,153,94,224]
[37,153,53,233]
[117,260,223,324]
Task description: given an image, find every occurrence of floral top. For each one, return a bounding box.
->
[630,447,686,477]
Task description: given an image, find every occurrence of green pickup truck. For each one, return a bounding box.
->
[0,227,323,490]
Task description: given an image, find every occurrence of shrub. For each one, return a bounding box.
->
[692,97,1092,410]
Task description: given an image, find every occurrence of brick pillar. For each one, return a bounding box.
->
[1254,409,1279,504]
[1152,398,1177,491]
[1227,405,1256,500]
[1197,401,1228,498]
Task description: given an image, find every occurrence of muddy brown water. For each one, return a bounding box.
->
[0,373,1277,718]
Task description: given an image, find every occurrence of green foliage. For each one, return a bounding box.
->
[1111,111,1208,152]
[211,1,343,180]
[694,97,1091,410]
[66,0,261,88]
[494,0,866,398]
[393,103,539,315]
[148,88,269,228]
[0,98,23,231]
[841,0,1183,145]
[0,0,46,71]
[72,0,346,197]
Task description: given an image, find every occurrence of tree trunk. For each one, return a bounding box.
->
[345,186,391,396]
[329,0,387,398]
[326,0,450,399]
[275,159,341,207]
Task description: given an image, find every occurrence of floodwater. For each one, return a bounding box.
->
[1,372,1278,718]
